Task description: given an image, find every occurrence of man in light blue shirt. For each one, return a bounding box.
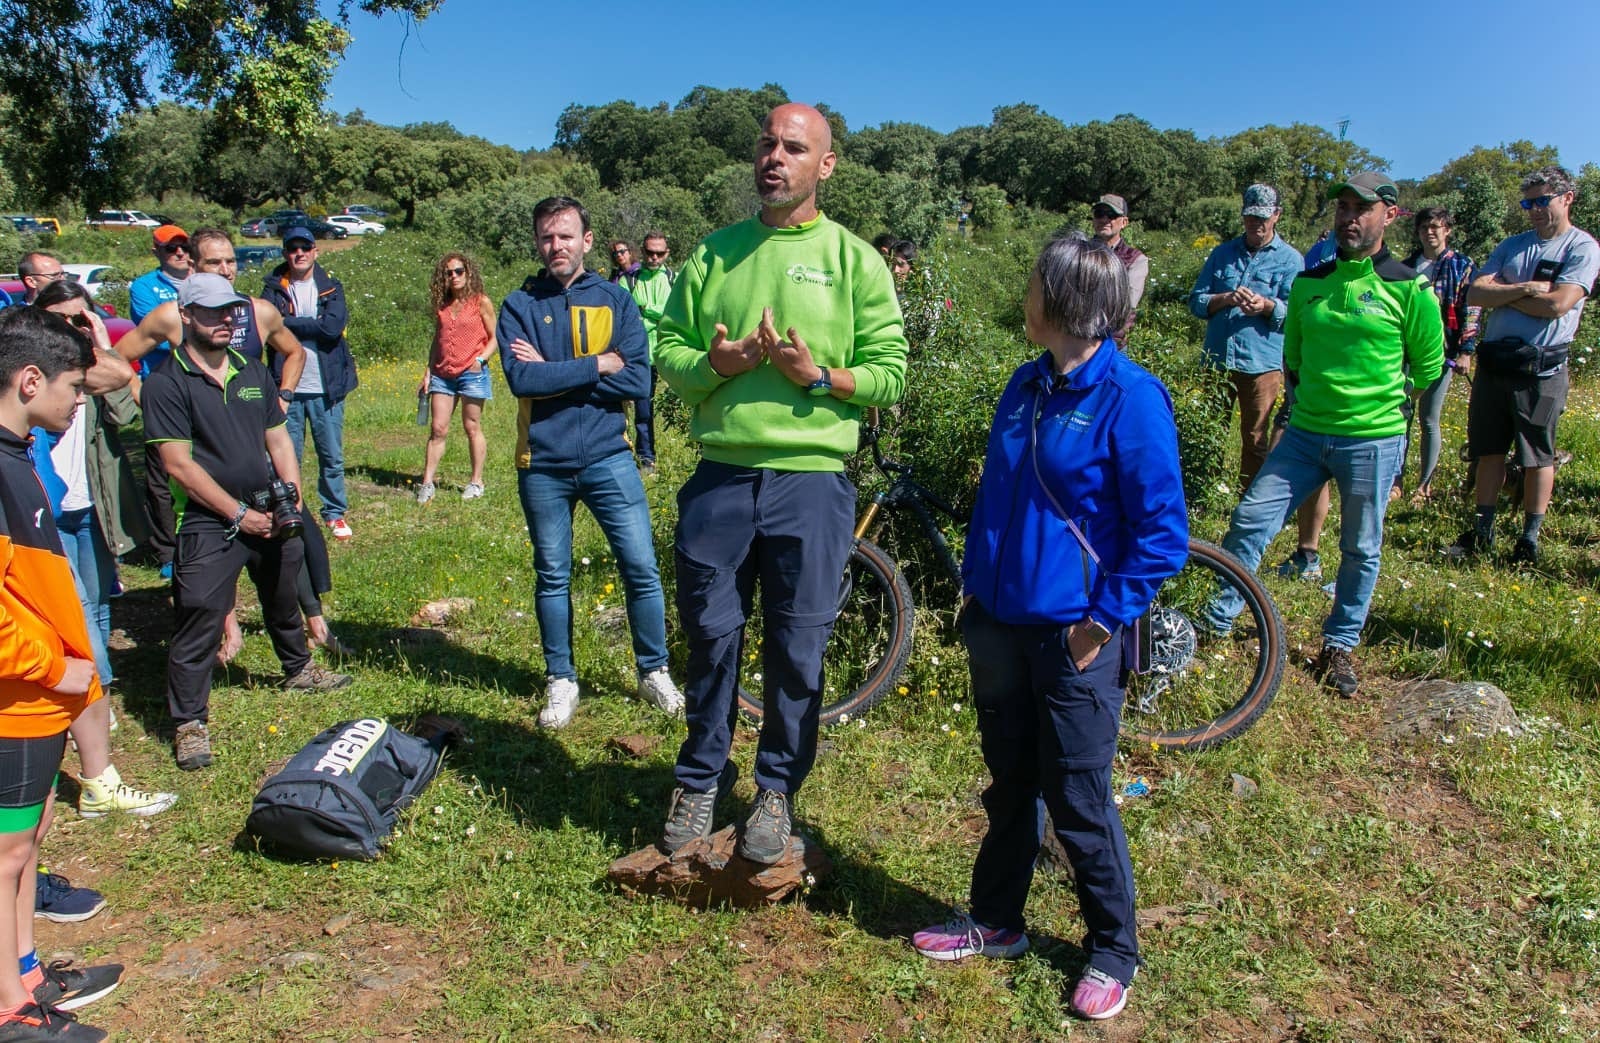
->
[1189,185,1304,491]
[127,224,191,375]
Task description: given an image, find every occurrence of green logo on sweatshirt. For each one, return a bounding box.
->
[785,264,835,287]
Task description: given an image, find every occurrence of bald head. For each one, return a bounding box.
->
[755,104,837,226]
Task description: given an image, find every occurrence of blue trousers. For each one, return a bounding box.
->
[963,599,1139,985]
[285,394,348,523]
[57,507,115,685]
[634,367,657,464]
[672,462,855,796]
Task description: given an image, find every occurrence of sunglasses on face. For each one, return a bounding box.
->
[1521,194,1563,210]
[162,242,190,254]
[286,244,315,254]
[445,266,466,276]
[643,250,667,259]
[1092,209,1118,219]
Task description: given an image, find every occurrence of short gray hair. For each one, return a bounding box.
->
[1522,165,1575,197]
[17,252,61,278]
[1032,232,1131,341]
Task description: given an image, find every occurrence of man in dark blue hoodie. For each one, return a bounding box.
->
[497,197,683,729]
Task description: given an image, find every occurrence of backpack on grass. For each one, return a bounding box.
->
[245,717,459,861]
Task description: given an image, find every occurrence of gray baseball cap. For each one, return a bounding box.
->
[1094,194,1128,216]
[1241,184,1280,218]
[177,272,246,309]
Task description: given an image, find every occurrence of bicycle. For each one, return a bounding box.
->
[737,409,1288,751]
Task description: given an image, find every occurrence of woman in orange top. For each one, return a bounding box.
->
[417,253,496,503]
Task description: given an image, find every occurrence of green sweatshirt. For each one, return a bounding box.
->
[624,265,674,362]
[655,214,908,472]
[1284,248,1444,438]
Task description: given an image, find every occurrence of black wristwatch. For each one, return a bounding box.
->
[1082,618,1113,647]
[278,390,293,403]
[805,367,833,397]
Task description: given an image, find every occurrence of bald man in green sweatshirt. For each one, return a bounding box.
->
[654,103,908,864]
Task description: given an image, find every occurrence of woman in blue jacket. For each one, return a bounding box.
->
[913,234,1188,1022]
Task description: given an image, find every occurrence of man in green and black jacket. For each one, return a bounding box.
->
[1204,172,1443,698]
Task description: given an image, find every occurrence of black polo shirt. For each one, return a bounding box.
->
[143,342,285,533]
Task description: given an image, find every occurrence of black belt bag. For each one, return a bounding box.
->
[1478,338,1569,376]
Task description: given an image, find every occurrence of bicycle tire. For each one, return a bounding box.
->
[1120,538,1287,751]
[737,538,916,727]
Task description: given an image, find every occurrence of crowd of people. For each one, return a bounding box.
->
[0,97,1593,1032]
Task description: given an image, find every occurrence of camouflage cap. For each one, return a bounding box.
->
[1094,194,1128,217]
[1241,184,1280,218]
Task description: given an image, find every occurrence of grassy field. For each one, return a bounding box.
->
[39,238,1600,1041]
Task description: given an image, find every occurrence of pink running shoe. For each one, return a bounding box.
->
[1071,967,1130,1020]
[912,913,1028,961]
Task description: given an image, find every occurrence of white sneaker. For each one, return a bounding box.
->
[416,481,436,504]
[461,482,485,500]
[638,667,685,716]
[539,677,580,729]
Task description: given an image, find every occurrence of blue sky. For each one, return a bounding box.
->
[328,0,1599,181]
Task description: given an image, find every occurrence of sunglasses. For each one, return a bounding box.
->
[285,244,316,254]
[643,249,668,259]
[1092,209,1119,219]
[444,266,467,276]
[1520,194,1564,210]
[162,242,190,254]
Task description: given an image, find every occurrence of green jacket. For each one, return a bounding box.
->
[622,266,674,363]
[655,214,908,472]
[89,388,151,556]
[1284,248,1444,438]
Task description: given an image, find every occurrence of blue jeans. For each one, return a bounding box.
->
[516,452,668,681]
[57,507,115,685]
[286,394,348,522]
[1204,425,1404,649]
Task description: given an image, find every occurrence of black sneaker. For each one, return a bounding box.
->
[737,788,793,865]
[660,787,718,855]
[1510,537,1539,565]
[1315,645,1359,699]
[33,873,105,924]
[0,1002,106,1041]
[1444,529,1487,561]
[33,960,123,1012]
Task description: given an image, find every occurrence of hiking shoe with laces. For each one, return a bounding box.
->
[1273,549,1322,581]
[660,786,718,855]
[283,662,353,691]
[737,788,793,864]
[1071,967,1130,1020]
[33,873,105,924]
[0,1001,106,1042]
[637,667,685,715]
[32,961,123,1012]
[1510,537,1539,565]
[461,482,485,500]
[173,721,211,771]
[415,481,436,504]
[538,677,579,729]
[1445,529,1487,561]
[912,912,1029,961]
[1316,645,1360,699]
[77,765,177,818]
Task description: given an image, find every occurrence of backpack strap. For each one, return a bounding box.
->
[1029,382,1099,566]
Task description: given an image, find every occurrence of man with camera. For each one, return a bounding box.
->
[142,274,350,771]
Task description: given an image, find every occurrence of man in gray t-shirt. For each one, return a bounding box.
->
[1454,166,1600,563]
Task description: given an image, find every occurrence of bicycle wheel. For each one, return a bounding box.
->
[1120,538,1286,751]
[737,538,916,726]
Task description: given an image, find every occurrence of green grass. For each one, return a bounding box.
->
[40,233,1600,1041]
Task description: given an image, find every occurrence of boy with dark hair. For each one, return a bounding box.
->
[0,306,122,1041]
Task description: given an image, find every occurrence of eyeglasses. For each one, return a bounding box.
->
[643,250,667,259]
[1092,209,1119,219]
[1521,194,1564,210]
[612,249,629,258]
[445,266,467,276]
[162,242,190,254]
[285,244,315,254]
[27,270,65,281]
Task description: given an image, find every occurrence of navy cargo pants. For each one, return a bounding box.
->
[671,460,855,796]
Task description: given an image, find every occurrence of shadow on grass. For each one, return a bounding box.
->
[346,463,424,492]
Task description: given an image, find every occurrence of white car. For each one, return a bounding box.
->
[63,264,119,297]
[86,209,160,229]
[325,214,385,236]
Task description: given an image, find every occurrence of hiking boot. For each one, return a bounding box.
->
[1315,645,1359,699]
[538,677,579,729]
[283,662,353,691]
[33,873,105,924]
[461,482,485,501]
[737,788,793,864]
[0,1002,106,1041]
[173,720,212,771]
[415,481,436,504]
[1071,967,1131,1021]
[637,667,685,715]
[912,912,1029,961]
[33,960,123,1012]
[77,766,177,819]
[1273,549,1322,581]
[660,786,718,855]
[1445,529,1487,561]
[1510,537,1539,565]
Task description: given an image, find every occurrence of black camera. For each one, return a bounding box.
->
[246,478,303,539]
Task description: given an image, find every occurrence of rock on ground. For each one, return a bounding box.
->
[409,597,475,627]
[1383,679,1521,742]
[608,826,831,908]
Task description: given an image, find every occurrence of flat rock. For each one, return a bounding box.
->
[1383,680,1521,742]
[151,946,221,981]
[358,965,420,991]
[267,951,323,970]
[409,597,475,627]
[606,735,660,759]
[322,911,356,936]
[1230,773,1259,800]
[608,826,831,908]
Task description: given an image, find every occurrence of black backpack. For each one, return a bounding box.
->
[245,718,454,860]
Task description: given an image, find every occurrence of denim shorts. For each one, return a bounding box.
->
[428,367,492,400]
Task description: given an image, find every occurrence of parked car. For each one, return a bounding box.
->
[236,246,284,270]
[342,204,388,219]
[267,209,310,227]
[62,264,119,298]
[297,218,349,241]
[241,217,277,239]
[86,209,160,229]
[325,214,384,236]
[31,217,61,235]
[0,277,133,334]
[3,215,52,235]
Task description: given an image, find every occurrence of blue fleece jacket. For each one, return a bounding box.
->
[261,262,358,400]
[962,342,1189,628]
[496,269,649,471]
